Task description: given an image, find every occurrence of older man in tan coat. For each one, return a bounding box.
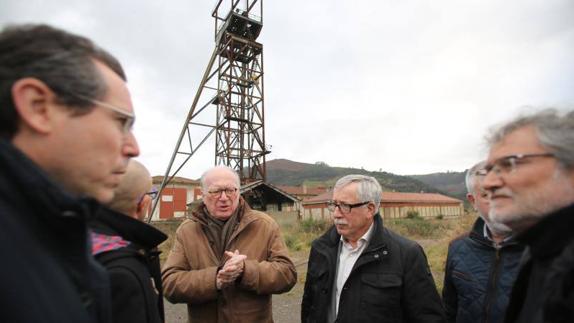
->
[162,165,296,322]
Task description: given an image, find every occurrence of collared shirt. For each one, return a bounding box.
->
[483,222,513,248]
[331,222,375,318]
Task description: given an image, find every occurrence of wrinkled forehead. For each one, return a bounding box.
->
[333,182,359,199]
[204,169,239,188]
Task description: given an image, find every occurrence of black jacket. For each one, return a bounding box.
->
[0,139,111,322]
[301,214,446,323]
[442,217,524,323]
[90,208,168,323]
[504,203,574,323]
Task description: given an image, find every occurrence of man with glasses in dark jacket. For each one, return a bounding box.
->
[443,161,524,323]
[481,109,574,323]
[302,174,445,323]
[0,24,139,322]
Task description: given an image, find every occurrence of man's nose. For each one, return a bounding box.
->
[219,191,231,200]
[482,169,502,193]
[123,131,140,157]
[332,207,342,217]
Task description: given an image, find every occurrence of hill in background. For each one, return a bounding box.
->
[409,171,468,202]
[266,158,451,196]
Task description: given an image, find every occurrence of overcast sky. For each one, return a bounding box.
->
[2,0,573,179]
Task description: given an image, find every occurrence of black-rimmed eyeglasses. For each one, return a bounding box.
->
[326,201,370,214]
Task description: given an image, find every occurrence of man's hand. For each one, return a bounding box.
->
[216,250,247,290]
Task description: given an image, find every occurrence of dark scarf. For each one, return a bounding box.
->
[201,203,243,262]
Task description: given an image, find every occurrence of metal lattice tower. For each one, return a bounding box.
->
[150,0,267,219]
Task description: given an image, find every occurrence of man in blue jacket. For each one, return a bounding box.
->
[0,24,139,322]
[443,161,524,323]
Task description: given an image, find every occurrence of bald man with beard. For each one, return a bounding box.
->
[90,160,167,323]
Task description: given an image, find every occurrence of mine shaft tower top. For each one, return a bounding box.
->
[156,0,267,191]
[211,0,268,184]
[150,0,268,220]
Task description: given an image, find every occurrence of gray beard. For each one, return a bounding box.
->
[489,168,574,231]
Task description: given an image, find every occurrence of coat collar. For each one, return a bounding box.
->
[468,217,518,248]
[314,213,387,253]
[91,207,167,249]
[518,203,574,259]
[191,197,258,231]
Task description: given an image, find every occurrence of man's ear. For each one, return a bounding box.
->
[11,78,59,134]
[368,202,378,217]
[466,193,477,211]
[136,195,152,221]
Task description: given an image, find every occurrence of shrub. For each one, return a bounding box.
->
[387,217,448,239]
[436,214,444,220]
[300,217,329,233]
[406,210,421,219]
[284,234,302,251]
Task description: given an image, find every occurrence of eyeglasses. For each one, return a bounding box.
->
[326,201,370,214]
[207,187,238,198]
[138,187,158,204]
[70,93,135,134]
[483,153,555,176]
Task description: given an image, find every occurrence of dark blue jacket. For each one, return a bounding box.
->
[302,214,445,323]
[0,140,112,323]
[442,217,524,323]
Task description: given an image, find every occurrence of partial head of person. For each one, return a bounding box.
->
[482,108,574,233]
[327,175,382,246]
[201,165,241,220]
[108,160,156,221]
[0,24,140,203]
[466,161,511,236]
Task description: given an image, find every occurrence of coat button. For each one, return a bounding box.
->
[374,254,379,259]
[383,250,388,255]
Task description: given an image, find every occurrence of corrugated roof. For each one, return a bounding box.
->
[240,181,299,202]
[303,191,462,205]
[276,185,328,196]
[152,175,200,185]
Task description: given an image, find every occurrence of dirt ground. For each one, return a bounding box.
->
[163,257,308,323]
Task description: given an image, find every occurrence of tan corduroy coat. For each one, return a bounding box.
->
[162,200,297,323]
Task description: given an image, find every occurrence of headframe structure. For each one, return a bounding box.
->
[150,0,268,220]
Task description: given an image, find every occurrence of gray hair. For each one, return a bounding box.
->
[334,174,382,206]
[465,161,486,194]
[487,108,574,170]
[200,165,240,192]
[0,24,126,138]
